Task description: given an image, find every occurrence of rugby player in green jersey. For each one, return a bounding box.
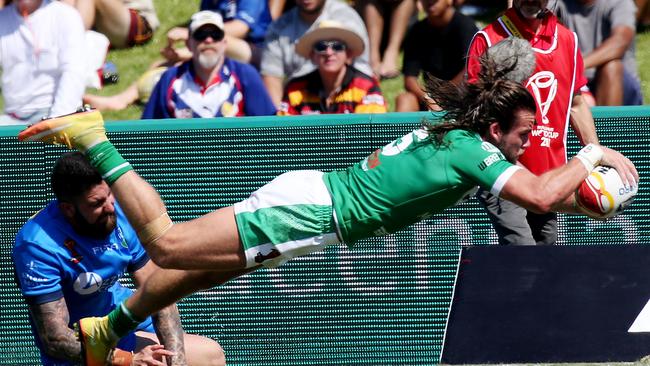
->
[18,54,637,366]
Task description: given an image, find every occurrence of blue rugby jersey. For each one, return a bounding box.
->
[13,201,154,365]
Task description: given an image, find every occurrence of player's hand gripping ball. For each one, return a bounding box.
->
[575,165,638,220]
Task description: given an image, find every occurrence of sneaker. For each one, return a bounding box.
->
[75,316,119,366]
[17,108,107,152]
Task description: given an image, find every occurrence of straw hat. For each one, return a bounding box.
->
[295,20,364,58]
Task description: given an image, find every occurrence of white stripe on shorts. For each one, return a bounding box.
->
[244,232,340,269]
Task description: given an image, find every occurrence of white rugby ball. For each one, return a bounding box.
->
[575,165,638,220]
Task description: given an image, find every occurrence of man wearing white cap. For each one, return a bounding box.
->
[278,21,386,115]
[142,10,276,119]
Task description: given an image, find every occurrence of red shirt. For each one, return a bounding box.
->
[466,8,588,175]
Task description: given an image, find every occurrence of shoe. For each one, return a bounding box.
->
[17,108,107,151]
[75,316,119,366]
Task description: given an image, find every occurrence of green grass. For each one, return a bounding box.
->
[636,30,650,103]
[97,0,198,121]
[1,1,649,120]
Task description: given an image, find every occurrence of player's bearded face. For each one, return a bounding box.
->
[494,109,535,163]
[190,26,225,71]
[70,183,117,239]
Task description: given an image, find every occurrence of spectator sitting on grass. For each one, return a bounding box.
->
[61,0,159,48]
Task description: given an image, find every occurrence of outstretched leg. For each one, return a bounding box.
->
[18,110,246,270]
[19,110,250,365]
[127,267,256,319]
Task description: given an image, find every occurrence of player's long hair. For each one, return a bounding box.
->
[423,52,537,145]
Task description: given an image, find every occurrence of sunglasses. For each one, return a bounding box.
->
[313,40,347,54]
[192,27,224,42]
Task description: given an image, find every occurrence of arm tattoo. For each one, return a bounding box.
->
[29,298,83,363]
[152,304,187,365]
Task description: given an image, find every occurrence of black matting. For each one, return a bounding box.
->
[441,244,650,364]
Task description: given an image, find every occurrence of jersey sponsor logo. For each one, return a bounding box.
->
[117,227,128,249]
[73,273,120,295]
[526,71,557,125]
[254,248,281,264]
[478,153,502,171]
[92,242,121,255]
[21,262,49,287]
[73,272,103,295]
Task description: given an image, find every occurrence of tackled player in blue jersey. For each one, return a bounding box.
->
[13,153,225,366]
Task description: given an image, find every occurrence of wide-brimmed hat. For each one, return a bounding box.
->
[189,10,225,35]
[295,20,364,58]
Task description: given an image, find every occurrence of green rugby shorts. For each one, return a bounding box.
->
[233,170,342,268]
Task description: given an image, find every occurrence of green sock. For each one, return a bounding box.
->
[85,141,133,185]
[107,302,143,338]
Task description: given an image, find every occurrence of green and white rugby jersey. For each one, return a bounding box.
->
[322,128,521,244]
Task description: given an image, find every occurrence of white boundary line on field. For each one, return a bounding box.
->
[438,247,464,364]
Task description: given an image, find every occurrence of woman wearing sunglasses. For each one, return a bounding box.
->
[278,20,387,115]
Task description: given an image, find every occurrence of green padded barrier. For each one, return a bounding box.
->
[0,108,648,365]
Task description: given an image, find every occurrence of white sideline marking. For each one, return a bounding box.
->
[629,298,650,332]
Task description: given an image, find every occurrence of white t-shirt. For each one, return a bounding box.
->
[0,0,86,119]
[552,0,639,80]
